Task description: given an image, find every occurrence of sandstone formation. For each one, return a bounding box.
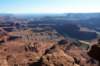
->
[0,27,99,66]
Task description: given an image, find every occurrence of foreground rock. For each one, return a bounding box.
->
[41,46,78,66]
[29,44,79,66]
[29,39,99,66]
[0,28,99,66]
[88,39,100,65]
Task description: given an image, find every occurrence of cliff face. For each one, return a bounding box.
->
[88,39,100,65]
[88,45,100,61]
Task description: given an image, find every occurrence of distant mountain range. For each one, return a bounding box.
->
[0,13,100,19]
[64,13,100,20]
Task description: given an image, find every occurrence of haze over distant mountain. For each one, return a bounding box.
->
[63,13,100,20]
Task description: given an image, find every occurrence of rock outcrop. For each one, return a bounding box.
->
[29,39,99,66]
[88,45,100,61]
[41,50,76,66]
[29,43,79,66]
[88,39,100,65]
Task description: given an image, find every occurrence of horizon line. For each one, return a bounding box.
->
[0,12,100,14]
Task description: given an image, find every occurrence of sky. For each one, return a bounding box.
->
[0,0,100,14]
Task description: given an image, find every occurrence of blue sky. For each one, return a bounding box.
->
[0,0,100,13]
